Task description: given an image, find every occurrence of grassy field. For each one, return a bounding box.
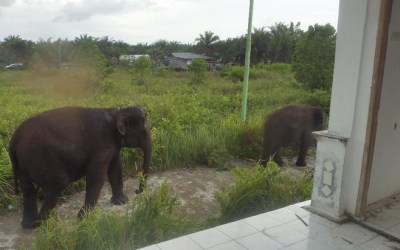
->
[0,64,330,248]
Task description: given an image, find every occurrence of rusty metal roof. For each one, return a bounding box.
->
[171,52,213,60]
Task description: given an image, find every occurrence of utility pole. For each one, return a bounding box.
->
[241,0,254,121]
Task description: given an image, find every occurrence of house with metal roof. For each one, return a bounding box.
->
[169,52,217,71]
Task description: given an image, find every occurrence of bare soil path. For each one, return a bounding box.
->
[0,158,313,250]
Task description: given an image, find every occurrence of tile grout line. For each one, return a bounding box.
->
[209,226,251,250]
[347,215,400,244]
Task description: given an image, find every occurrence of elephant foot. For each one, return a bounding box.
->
[135,187,144,194]
[111,194,128,205]
[296,160,307,167]
[21,219,41,229]
[135,182,147,194]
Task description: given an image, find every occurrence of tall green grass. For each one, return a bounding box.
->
[30,163,313,249]
[216,162,313,223]
[32,184,202,250]
[0,65,330,207]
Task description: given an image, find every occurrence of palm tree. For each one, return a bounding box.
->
[269,22,302,63]
[251,27,271,64]
[195,31,220,56]
[73,34,97,46]
[1,35,34,64]
[97,36,116,58]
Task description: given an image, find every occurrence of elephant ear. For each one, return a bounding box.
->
[116,114,128,135]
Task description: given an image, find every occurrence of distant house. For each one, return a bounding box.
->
[119,54,150,65]
[169,52,218,71]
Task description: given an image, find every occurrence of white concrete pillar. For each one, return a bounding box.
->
[310,131,348,221]
[310,0,380,219]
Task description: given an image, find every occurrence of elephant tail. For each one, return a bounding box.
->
[8,142,19,195]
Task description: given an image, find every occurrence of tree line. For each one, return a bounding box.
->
[0,22,336,89]
[0,22,333,66]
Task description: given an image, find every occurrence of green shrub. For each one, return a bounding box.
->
[188,58,208,84]
[127,184,200,248]
[71,38,107,87]
[216,162,313,223]
[132,56,152,85]
[220,65,255,82]
[301,89,332,114]
[292,24,336,90]
[221,65,244,82]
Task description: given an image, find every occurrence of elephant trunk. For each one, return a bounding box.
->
[136,128,152,194]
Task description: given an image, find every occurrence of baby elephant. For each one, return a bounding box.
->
[9,106,152,228]
[260,105,324,167]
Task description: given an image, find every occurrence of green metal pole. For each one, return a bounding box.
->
[241,0,254,122]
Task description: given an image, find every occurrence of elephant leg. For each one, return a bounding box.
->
[262,145,282,166]
[296,134,310,167]
[78,165,107,219]
[108,156,128,205]
[38,188,63,222]
[273,150,284,167]
[261,144,273,166]
[21,182,39,228]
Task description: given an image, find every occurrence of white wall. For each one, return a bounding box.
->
[328,0,368,138]
[326,0,380,215]
[368,2,400,204]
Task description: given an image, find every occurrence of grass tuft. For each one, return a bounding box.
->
[216,162,313,223]
[32,184,202,250]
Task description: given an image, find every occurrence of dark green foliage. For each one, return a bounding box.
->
[292,24,336,89]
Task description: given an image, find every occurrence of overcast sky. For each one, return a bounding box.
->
[0,0,340,45]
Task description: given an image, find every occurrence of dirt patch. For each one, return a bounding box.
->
[0,158,314,250]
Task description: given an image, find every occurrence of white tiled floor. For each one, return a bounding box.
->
[138,200,400,250]
[362,199,400,241]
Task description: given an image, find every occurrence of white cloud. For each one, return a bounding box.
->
[0,0,16,7]
[0,0,339,44]
[54,0,156,22]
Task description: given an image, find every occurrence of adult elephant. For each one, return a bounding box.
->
[9,105,152,228]
[260,105,324,167]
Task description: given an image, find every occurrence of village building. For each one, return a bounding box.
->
[169,52,219,71]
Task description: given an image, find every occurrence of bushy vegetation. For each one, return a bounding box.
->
[216,162,313,223]
[0,64,330,208]
[29,163,313,249]
[188,58,208,84]
[292,24,336,89]
[0,63,327,249]
[132,56,152,85]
